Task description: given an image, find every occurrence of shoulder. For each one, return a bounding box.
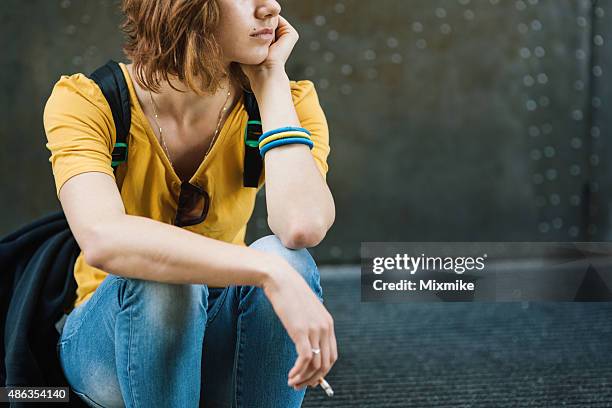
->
[46,72,105,103]
[289,79,321,105]
[43,72,116,151]
[43,72,114,135]
[43,72,109,119]
[288,79,326,121]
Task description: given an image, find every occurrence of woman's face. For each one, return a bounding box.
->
[215,0,281,65]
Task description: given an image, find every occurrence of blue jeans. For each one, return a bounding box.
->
[56,235,324,408]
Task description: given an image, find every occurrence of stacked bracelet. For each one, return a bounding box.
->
[258,126,313,158]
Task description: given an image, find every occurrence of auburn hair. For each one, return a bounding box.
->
[121,0,251,95]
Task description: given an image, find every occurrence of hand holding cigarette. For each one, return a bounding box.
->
[262,258,338,395]
[288,346,335,397]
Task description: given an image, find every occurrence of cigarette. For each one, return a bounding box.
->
[318,378,334,397]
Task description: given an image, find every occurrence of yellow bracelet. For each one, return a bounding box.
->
[258,131,312,150]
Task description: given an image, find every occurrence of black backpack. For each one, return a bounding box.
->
[0,59,263,404]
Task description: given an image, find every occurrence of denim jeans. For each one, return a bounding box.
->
[56,234,324,408]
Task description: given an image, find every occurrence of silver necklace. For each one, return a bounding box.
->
[148,86,232,174]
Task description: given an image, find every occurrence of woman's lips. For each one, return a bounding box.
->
[251,32,274,41]
[250,28,274,41]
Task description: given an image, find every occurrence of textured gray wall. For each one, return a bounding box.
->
[1,0,611,264]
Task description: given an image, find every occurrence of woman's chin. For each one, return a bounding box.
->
[238,50,270,66]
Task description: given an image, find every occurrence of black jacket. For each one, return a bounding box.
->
[1,210,88,407]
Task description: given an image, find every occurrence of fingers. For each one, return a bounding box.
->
[276,15,289,35]
[303,317,338,389]
[291,331,322,389]
[306,330,331,388]
[287,334,312,386]
[276,15,298,39]
[293,318,336,389]
[318,320,338,386]
[288,329,320,388]
[278,15,289,27]
[284,285,338,391]
[330,322,338,366]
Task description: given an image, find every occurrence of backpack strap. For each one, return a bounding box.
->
[89,59,131,174]
[89,60,263,187]
[243,91,264,188]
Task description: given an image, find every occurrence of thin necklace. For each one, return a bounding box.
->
[148,85,232,177]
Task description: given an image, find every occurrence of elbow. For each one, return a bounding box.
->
[82,225,113,270]
[281,219,329,249]
[84,245,107,270]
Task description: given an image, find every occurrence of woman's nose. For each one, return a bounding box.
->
[255,0,281,19]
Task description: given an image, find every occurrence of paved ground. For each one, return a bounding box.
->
[302,266,612,407]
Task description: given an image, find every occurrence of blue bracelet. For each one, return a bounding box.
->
[258,126,312,144]
[259,137,314,158]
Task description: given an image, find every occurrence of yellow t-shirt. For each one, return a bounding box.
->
[43,62,330,308]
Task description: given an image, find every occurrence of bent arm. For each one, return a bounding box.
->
[61,172,276,289]
[90,214,275,288]
[252,71,335,249]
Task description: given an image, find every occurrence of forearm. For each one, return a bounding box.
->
[252,70,300,131]
[252,70,334,248]
[89,214,277,288]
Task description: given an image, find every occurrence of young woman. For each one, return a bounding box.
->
[43,0,337,406]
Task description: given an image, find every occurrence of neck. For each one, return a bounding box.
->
[128,63,239,128]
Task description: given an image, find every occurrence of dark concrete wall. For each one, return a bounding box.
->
[1,0,611,264]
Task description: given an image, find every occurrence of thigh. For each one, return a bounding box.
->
[57,274,126,408]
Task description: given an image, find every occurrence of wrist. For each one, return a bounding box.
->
[258,254,291,295]
[250,68,289,92]
[252,251,281,286]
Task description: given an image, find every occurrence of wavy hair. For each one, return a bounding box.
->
[121,0,250,95]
